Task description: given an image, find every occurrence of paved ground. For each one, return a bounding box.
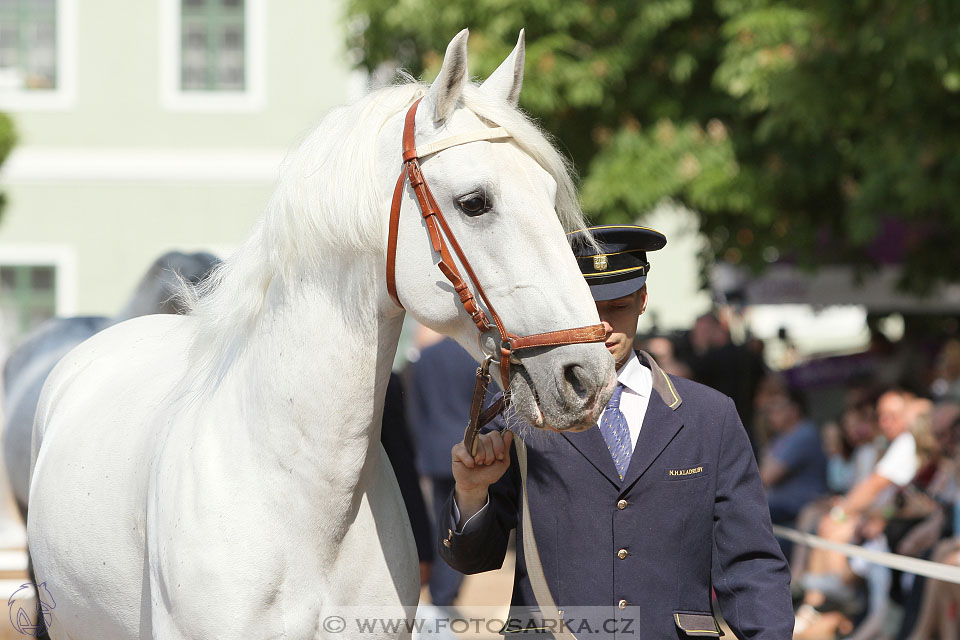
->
[419,537,516,639]
[449,546,515,639]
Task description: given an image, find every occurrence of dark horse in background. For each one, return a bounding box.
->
[2,250,220,520]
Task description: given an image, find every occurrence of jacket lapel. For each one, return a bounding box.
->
[620,351,684,491]
[561,425,623,488]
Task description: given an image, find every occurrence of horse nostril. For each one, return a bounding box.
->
[563,364,587,398]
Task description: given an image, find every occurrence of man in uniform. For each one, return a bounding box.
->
[438,225,793,638]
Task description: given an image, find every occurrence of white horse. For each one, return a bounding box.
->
[3,250,219,518]
[28,30,614,639]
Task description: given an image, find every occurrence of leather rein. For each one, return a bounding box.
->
[386,98,606,454]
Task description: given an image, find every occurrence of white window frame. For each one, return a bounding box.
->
[0,245,77,316]
[159,0,265,113]
[0,0,77,112]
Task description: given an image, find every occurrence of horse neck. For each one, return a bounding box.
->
[214,266,403,497]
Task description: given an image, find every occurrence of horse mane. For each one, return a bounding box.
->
[116,251,221,321]
[183,77,592,386]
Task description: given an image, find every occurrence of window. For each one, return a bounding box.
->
[0,0,57,91]
[180,0,245,92]
[0,264,57,337]
[0,0,75,111]
[161,0,263,111]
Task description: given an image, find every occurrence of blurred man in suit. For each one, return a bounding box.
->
[407,336,479,610]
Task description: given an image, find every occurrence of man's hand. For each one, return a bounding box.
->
[451,430,514,525]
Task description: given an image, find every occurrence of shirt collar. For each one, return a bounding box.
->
[617,351,651,398]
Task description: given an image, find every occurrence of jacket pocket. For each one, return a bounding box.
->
[673,611,722,637]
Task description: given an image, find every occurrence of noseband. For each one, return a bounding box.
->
[386,98,606,453]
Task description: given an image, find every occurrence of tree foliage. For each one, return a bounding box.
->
[0,111,15,224]
[346,0,960,289]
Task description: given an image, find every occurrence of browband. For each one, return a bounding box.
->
[414,126,511,159]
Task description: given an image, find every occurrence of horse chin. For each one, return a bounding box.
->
[508,364,603,432]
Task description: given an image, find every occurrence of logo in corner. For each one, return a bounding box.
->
[8,582,55,637]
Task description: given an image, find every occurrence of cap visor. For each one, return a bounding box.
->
[587,276,647,301]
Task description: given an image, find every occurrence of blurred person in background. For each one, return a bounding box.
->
[905,406,960,640]
[688,311,767,453]
[891,401,960,639]
[760,388,828,532]
[906,536,960,640]
[638,334,692,378]
[752,373,789,453]
[931,339,960,403]
[406,335,478,612]
[794,390,937,638]
[823,392,882,496]
[789,392,880,585]
[381,373,434,588]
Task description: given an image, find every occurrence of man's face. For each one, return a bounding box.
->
[595,287,647,369]
[877,392,908,441]
[763,394,799,433]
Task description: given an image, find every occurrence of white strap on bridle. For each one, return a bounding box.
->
[414,127,511,159]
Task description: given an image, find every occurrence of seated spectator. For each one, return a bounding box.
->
[906,540,960,640]
[760,388,828,528]
[893,401,960,638]
[790,396,880,583]
[824,398,881,495]
[794,389,934,637]
[931,339,960,404]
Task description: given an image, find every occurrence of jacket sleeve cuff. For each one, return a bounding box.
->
[452,493,491,534]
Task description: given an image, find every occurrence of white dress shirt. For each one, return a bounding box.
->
[607,351,653,450]
[454,352,654,529]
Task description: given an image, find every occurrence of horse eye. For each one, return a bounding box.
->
[457,192,490,217]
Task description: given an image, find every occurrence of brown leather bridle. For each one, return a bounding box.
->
[386,98,606,453]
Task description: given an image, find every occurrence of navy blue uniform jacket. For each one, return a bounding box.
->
[439,352,792,639]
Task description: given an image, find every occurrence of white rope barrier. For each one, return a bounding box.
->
[772,525,960,585]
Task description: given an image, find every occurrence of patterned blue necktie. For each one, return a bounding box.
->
[599,383,632,479]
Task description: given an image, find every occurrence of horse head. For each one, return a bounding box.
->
[389,30,615,431]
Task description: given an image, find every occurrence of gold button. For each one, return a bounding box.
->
[617,548,628,560]
[617,499,628,510]
[443,538,451,548]
[618,599,628,610]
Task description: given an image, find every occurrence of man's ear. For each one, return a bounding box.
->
[639,285,649,315]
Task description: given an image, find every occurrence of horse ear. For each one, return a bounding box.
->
[426,29,470,123]
[481,29,525,106]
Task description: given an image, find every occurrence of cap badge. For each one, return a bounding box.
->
[593,255,608,271]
